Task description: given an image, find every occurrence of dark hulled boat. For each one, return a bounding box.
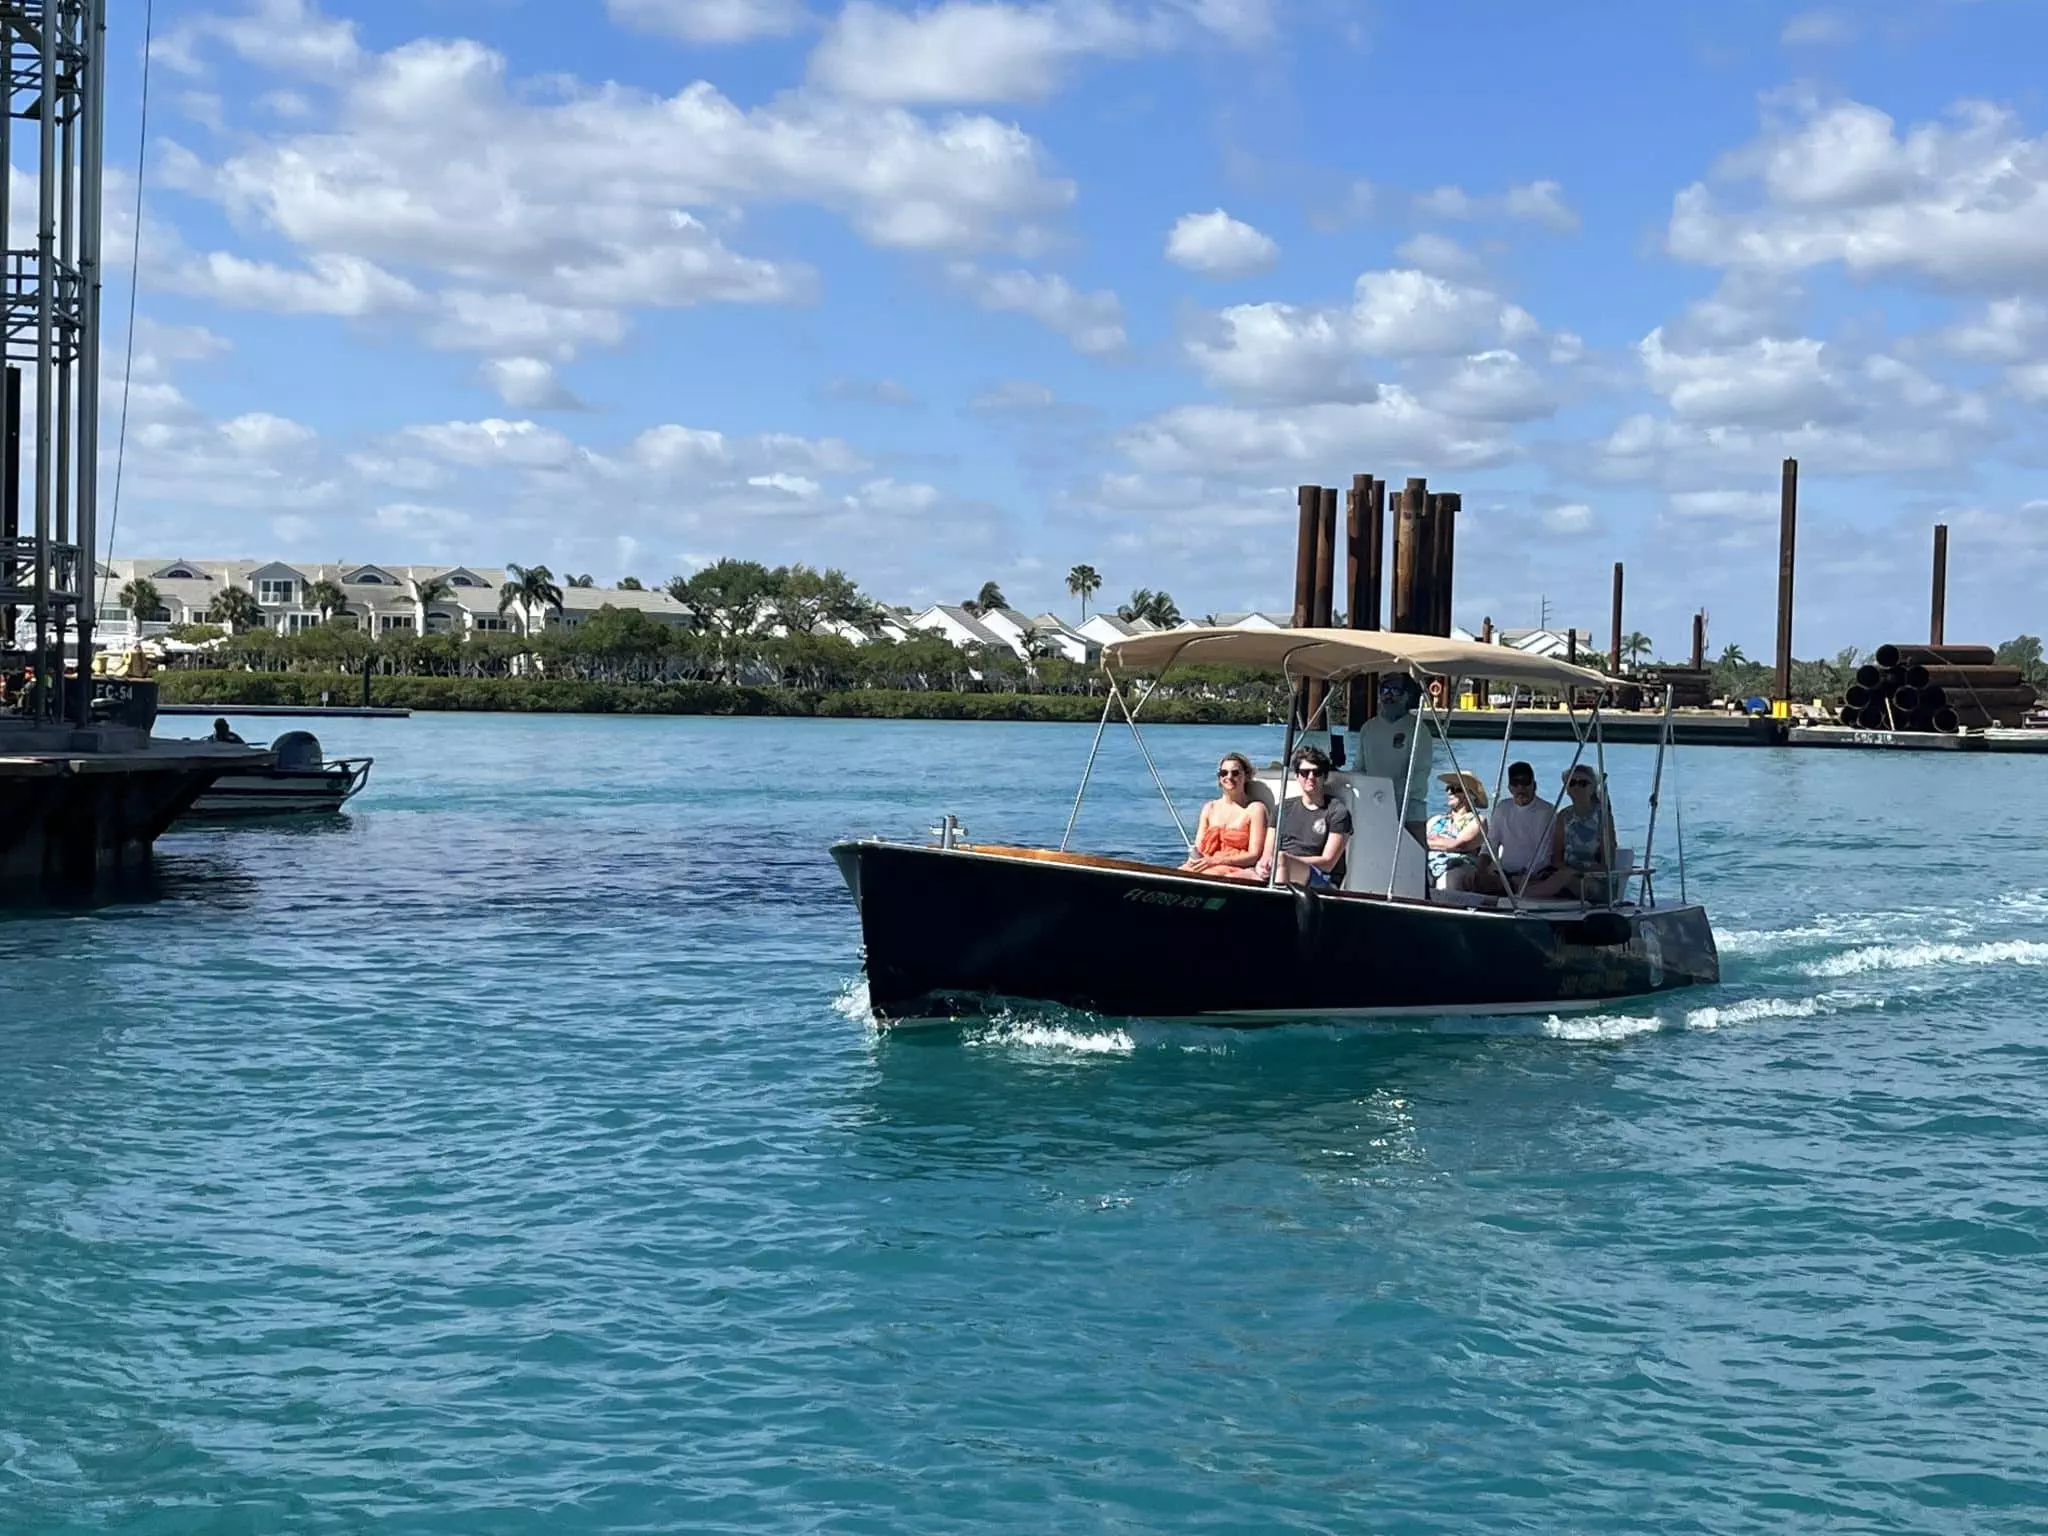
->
[833,626,1721,1026]
[835,840,1717,1023]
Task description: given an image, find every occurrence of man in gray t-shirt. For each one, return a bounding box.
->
[1256,746,1353,887]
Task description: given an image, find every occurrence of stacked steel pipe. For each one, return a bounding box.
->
[1835,643,2036,733]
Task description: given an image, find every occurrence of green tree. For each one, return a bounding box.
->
[118,577,164,620]
[1066,563,1101,621]
[1620,630,1653,670]
[1996,635,2047,687]
[1117,588,1181,627]
[1718,643,1747,667]
[771,565,869,635]
[616,575,644,591]
[964,580,1007,616]
[305,579,349,622]
[207,586,265,634]
[499,563,565,632]
[409,574,454,636]
[665,559,780,638]
[566,573,596,587]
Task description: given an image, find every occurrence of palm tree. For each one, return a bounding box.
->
[964,580,1007,617]
[305,579,348,623]
[617,576,644,591]
[410,574,454,637]
[1117,588,1181,627]
[500,563,565,633]
[1066,564,1101,622]
[566,573,595,587]
[118,577,163,623]
[1621,630,1653,670]
[1718,643,1747,667]
[207,586,264,635]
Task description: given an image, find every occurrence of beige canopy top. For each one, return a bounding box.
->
[1102,625,1615,690]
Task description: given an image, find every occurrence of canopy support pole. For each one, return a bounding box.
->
[1422,678,1518,910]
[1113,676,1191,851]
[1638,684,1675,907]
[1059,690,1117,852]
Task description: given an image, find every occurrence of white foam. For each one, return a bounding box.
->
[1684,995,1826,1031]
[1538,1011,1667,1042]
[1807,940,2048,978]
[831,978,877,1028]
[968,1020,1137,1055]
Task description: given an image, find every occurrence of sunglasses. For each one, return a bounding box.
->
[1295,766,1325,778]
[1509,779,1534,788]
[1217,767,1245,779]
[1568,778,1593,789]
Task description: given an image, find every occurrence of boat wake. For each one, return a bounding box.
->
[1806,938,2048,978]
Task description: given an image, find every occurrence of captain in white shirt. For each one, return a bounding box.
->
[1353,675,1432,838]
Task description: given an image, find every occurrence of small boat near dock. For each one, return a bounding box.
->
[179,730,371,820]
[834,628,1720,1026]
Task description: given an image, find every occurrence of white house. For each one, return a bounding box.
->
[907,604,1010,653]
[1076,612,1164,648]
[101,558,696,644]
[1499,626,1596,660]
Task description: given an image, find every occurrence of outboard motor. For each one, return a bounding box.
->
[271,730,325,771]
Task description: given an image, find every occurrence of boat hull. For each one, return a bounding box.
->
[181,762,369,819]
[833,841,1719,1024]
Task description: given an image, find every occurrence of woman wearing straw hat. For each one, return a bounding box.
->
[1425,771,1488,892]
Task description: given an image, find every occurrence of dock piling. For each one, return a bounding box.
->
[1775,459,1798,709]
[1930,523,1948,647]
[1609,561,1624,675]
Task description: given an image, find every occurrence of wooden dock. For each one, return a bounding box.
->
[157,703,411,719]
[1441,709,1781,747]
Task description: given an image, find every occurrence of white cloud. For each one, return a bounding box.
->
[1394,232,1481,279]
[1414,179,1578,232]
[606,0,811,43]
[403,418,583,470]
[1940,297,2048,363]
[169,251,424,316]
[1184,269,1543,400]
[1780,9,1854,47]
[156,30,1076,368]
[821,377,921,406]
[479,358,583,411]
[158,0,363,79]
[1165,209,1278,278]
[1543,503,1595,534]
[1668,97,2048,286]
[806,0,1256,104]
[967,380,1059,412]
[809,0,1150,103]
[372,501,473,534]
[1421,350,1555,423]
[1117,391,1520,476]
[1668,489,1779,522]
[948,263,1127,355]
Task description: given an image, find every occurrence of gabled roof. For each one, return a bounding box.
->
[245,560,307,582]
[918,604,1006,648]
[149,560,213,581]
[342,565,401,586]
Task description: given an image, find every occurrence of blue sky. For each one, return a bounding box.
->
[96,0,2048,655]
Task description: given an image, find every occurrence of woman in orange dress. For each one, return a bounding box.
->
[1181,752,1269,878]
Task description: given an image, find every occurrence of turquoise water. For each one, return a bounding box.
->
[5,713,2048,1533]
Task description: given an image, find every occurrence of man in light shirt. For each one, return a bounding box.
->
[1478,760,1554,894]
[1353,675,1432,842]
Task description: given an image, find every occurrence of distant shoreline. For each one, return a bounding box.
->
[156,670,1274,726]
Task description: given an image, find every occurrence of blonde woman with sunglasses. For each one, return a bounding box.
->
[1181,752,1269,877]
